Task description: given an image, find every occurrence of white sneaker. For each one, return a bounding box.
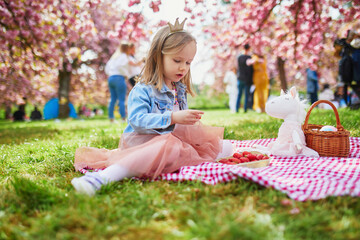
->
[71,172,105,196]
[110,119,118,124]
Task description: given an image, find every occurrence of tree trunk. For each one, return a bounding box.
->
[5,105,12,119]
[276,57,287,91]
[58,62,71,119]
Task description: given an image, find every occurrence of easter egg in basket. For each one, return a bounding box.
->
[319,125,337,132]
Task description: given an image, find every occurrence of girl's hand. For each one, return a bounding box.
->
[171,110,204,125]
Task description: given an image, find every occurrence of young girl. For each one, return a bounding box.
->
[72,19,233,196]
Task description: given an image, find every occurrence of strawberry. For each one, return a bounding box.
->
[219,159,228,163]
[239,157,249,163]
[246,154,258,161]
[233,152,243,159]
[256,154,264,160]
[243,151,251,156]
[227,162,237,165]
[231,158,242,164]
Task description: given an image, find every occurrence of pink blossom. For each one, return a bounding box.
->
[280,199,292,206]
[184,7,192,13]
[128,0,141,7]
[289,207,300,215]
[7,30,19,39]
[149,1,161,13]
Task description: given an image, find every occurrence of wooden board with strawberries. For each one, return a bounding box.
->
[217,150,271,168]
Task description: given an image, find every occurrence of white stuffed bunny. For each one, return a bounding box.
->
[256,86,319,157]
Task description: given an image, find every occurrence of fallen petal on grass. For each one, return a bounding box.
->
[289,207,300,215]
[280,199,292,206]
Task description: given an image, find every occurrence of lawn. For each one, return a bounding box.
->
[0,107,360,240]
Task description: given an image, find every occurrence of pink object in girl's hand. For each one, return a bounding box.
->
[320,125,337,132]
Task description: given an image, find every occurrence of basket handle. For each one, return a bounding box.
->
[303,100,345,131]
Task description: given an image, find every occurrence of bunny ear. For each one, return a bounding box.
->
[289,86,297,98]
[280,89,285,96]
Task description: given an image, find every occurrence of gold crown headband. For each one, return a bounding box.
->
[167,18,187,37]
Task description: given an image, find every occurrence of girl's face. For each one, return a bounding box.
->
[162,40,196,88]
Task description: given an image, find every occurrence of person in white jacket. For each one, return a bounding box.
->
[223,67,238,113]
[105,43,131,122]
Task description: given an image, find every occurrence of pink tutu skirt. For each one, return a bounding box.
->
[74,123,224,179]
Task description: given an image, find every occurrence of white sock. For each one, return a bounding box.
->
[71,171,105,196]
[99,164,133,183]
[216,140,234,159]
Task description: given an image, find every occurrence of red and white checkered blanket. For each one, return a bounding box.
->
[78,137,360,201]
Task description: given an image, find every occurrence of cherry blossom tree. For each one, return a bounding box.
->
[184,0,360,91]
[1,0,148,118]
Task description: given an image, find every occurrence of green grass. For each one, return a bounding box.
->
[0,108,360,240]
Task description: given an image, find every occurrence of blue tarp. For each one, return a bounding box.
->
[43,98,77,120]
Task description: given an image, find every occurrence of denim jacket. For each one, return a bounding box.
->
[123,81,188,134]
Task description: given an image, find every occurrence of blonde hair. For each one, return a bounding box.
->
[139,25,196,96]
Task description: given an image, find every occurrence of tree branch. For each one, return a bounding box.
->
[293,0,304,60]
[252,0,281,34]
[3,0,49,64]
[304,0,320,49]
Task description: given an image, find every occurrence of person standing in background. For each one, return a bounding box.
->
[306,68,319,105]
[334,28,360,106]
[223,67,238,113]
[105,43,130,123]
[235,44,253,113]
[250,54,269,113]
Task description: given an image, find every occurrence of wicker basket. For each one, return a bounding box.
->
[302,100,350,157]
